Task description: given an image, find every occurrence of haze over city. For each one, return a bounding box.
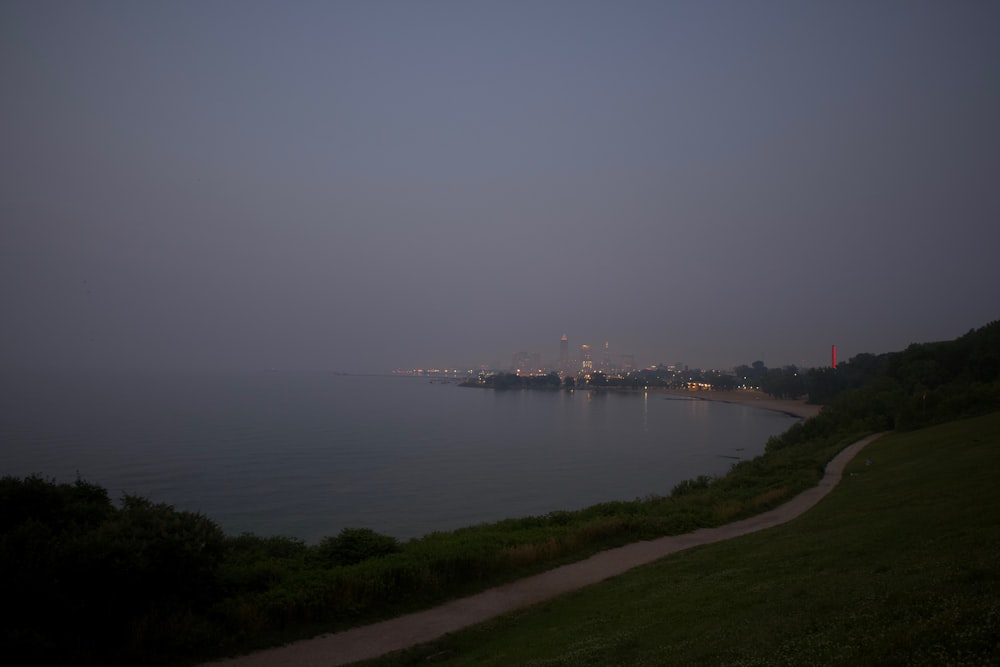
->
[3,2,998,374]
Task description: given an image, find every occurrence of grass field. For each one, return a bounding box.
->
[363,412,1000,666]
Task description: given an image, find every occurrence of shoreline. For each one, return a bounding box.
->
[459,383,822,421]
[202,433,878,667]
[653,388,822,420]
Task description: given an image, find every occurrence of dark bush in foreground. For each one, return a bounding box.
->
[0,476,225,666]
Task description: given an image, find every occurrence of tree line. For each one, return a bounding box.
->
[468,320,1000,420]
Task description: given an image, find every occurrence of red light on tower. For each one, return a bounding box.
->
[832,345,837,369]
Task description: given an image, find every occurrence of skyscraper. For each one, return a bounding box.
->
[512,350,532,373]
[580,344,593,371]
[559,334,569,371]
[621,354,635,372]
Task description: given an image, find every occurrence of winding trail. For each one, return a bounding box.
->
[203,432,883,667]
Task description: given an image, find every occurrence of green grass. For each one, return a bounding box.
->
[7,412,995,665]
[361,412,1000,666]
[0,428,867,666]
[182,429,864,663]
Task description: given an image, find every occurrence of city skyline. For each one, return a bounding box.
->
[403,333,867,377]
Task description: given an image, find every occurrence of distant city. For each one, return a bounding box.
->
[393,334,832,397]
[394,334,677,378]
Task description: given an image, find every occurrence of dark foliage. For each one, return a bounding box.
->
[316,527,401,567]
[669,475,714,497]
[0,476,225,666]
[765,321,1000,454]
[466,372,562,389]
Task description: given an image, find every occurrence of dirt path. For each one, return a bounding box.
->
[203,432,881,667]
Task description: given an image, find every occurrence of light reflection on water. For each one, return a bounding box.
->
[0,371,798,542]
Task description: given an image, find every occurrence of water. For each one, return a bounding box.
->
[0,370,798,542]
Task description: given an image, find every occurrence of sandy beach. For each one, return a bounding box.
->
[654,388,822,420]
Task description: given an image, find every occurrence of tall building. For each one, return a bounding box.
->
[580,344,593,371]
[559,334,569,371]
[621,354,635,373]
[512,350,532,373]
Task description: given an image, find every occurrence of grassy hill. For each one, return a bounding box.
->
[364,412,1000,666]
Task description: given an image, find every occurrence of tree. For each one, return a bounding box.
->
[762,365,805,399]
[316,528,400,567]
[587,372,608,387]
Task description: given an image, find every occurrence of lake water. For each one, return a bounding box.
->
[0,370,798,542]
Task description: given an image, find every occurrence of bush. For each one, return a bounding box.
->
[0,474,113,533]
[0,476,226,665]
[670,475,714,497]
[316,528,401,567]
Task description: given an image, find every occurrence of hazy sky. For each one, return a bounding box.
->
[3,1,998,372]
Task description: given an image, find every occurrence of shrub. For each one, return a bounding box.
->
[316,528,401,567]
[0,476,227,665]
[670,475,714,498]
[0,474,113,533]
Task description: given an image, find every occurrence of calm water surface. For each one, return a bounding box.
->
[0,371,798,541]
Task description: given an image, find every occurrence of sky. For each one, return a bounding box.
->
[2,1,999,373]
